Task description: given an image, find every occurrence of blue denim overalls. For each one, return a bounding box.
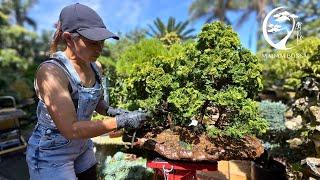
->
[26,51,103,180]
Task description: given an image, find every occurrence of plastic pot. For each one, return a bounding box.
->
[251,160,286,180]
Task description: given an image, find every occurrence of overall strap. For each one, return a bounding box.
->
[90,62,102,85]
[54,56,82,86]
[34,58,79,109]
[54,53,101,87]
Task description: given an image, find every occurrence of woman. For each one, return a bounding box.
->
[26,3,149,180]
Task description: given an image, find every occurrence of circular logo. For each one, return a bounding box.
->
[262,7,299,50]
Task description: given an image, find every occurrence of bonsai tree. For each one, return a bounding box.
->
[113,21,268,138]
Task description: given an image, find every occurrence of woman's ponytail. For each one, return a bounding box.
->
[50,21,63,55]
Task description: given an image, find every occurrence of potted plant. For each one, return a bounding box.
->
[109,22,268,161]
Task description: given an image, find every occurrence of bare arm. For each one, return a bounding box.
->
[36,63,117,140]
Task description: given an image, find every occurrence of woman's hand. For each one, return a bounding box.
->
[115,110,151,129]
[106,107,130,116]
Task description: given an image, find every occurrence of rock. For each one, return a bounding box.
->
[285,115,303,130]
[310,106,320,122]
[288,91,296,99]
[138,128,264,161]
[141,139,219,161]
[211,114,219,121]
[285,109,294,118]
[287,138,303,148]
[301,157,320,177]
[293,98,308,112]
[206,106,220,124]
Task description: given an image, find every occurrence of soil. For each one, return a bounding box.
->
[130,126,264,161]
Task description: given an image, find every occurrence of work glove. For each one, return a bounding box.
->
[115,110,151,129]
[106,106,130,116]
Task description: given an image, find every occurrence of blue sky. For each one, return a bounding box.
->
[28,0,258,52]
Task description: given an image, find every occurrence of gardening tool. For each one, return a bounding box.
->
[131,130,137,148]
[118,128,139,148]
[110,108,152,148]
[128,108,151,148]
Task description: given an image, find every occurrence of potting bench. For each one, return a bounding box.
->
[0,96,27,156]
[147,158,218,180]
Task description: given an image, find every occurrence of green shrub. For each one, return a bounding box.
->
[102,152,153,180]
[258,100,288,154]
[259,100,286,132]
[258,37,320,91]
[113,22,268,138]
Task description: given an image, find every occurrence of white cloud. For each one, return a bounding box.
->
[29,0,192,36]
[114,0,149,27]
[96,0,151,33]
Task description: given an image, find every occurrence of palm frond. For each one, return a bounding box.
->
[167,16,175,32]
[147,17,195,40]
[181,28,195,37]
[177,21,189,34]
[155,18,166,36]
[25,16,36,30]
[147,24,160,37]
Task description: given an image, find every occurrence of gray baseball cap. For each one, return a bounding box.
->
[59,3,119,41]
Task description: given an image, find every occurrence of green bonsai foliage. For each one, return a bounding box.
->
[307,44,320,78]
[97,38,134,106]
[160,31,181,46]
[258,37,320,92]
[114,22,268,138]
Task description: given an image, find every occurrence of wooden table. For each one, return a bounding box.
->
[0,108,26,122]
[0,108,27,155]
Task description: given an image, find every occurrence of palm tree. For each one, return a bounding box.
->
[11,0,37,30]
[189,0,278,49]
[125,28,147,43]
[236,0,279,26]
[146,17,195,40]
[234,0,279,49]
[189,0,279,25]
[189,0,241,24]
[250,0,319,49]
[284,0,320,39]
